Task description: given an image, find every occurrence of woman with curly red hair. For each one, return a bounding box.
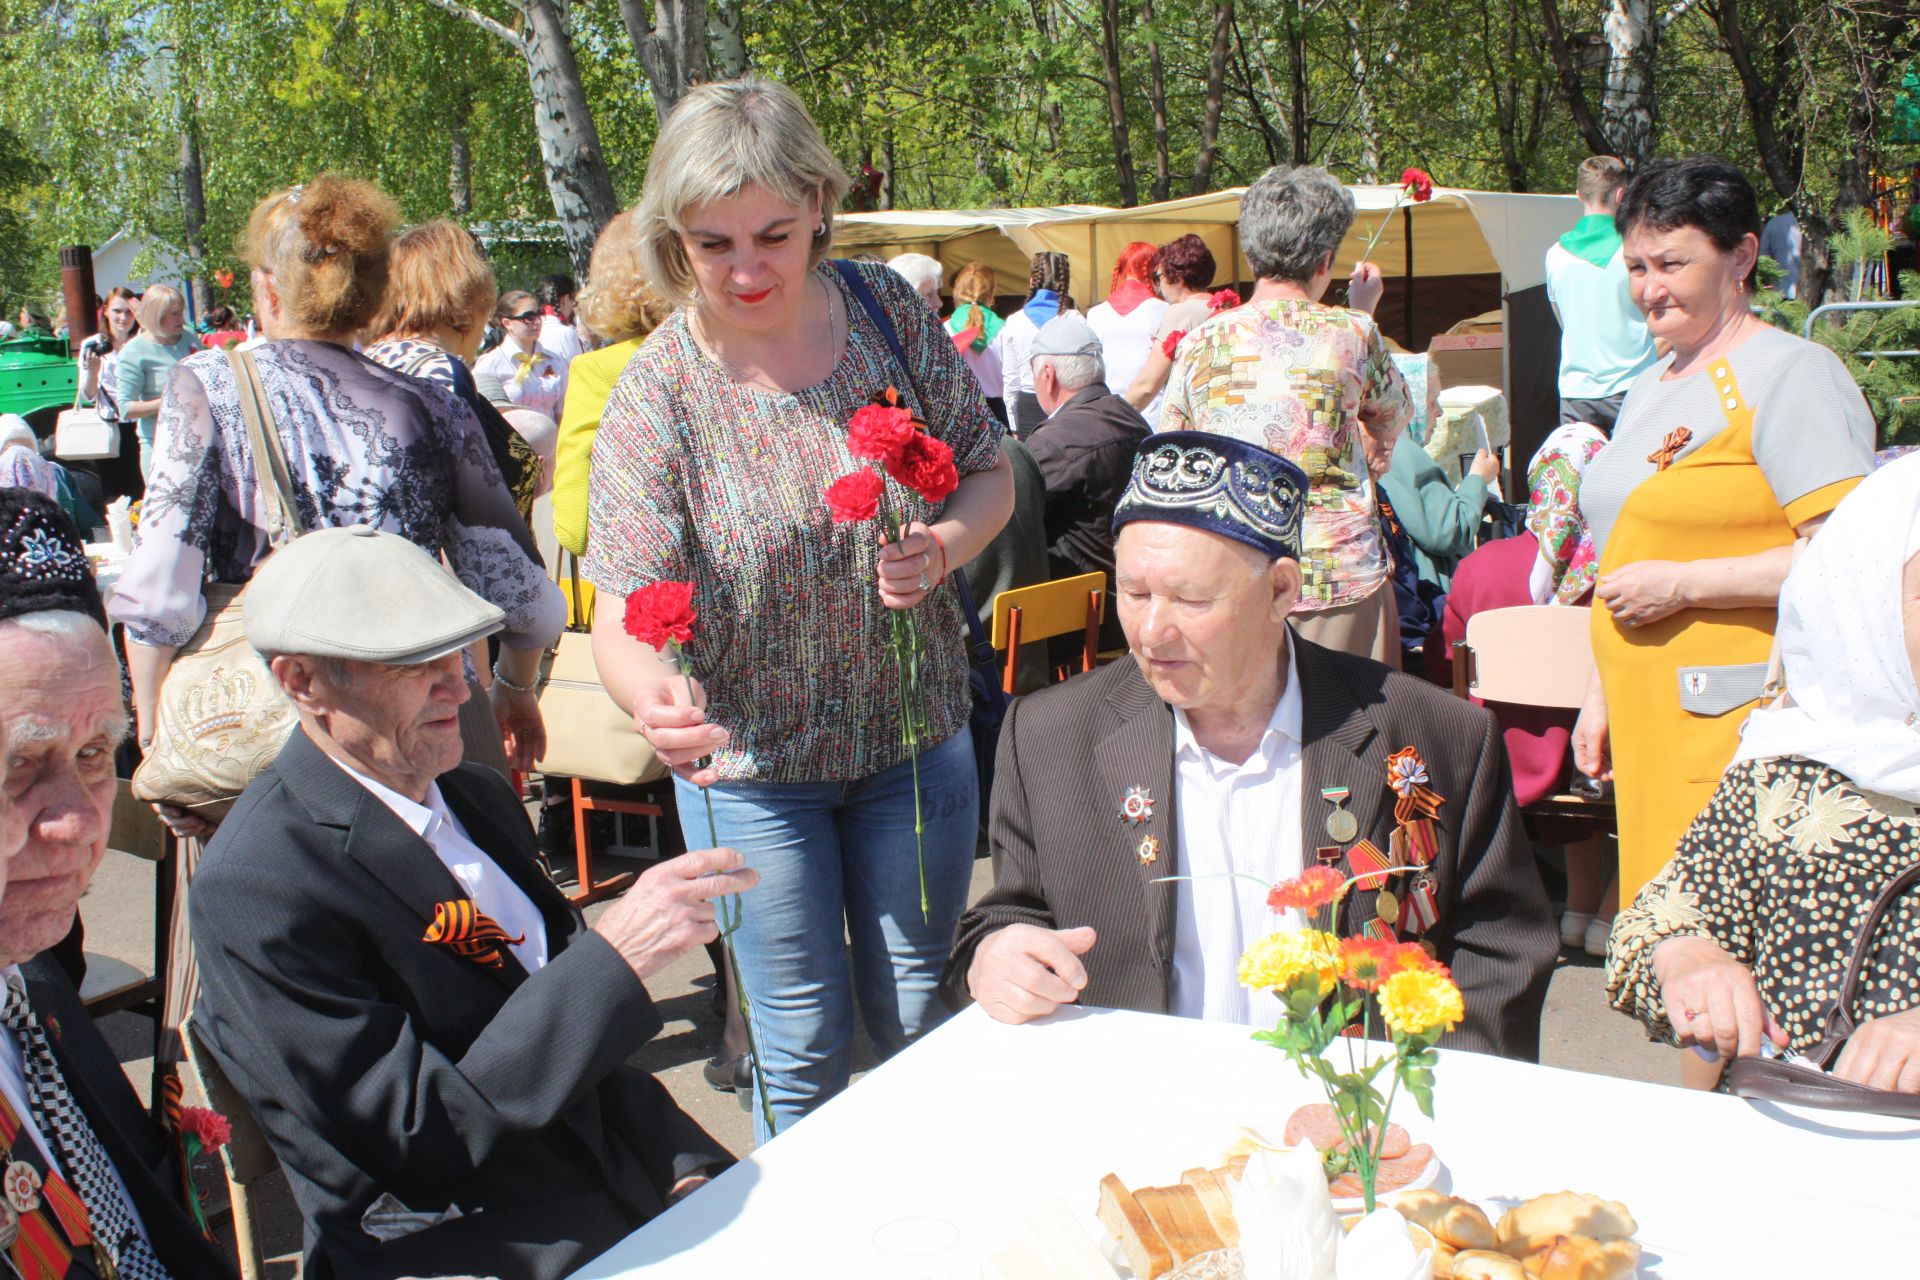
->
[1085,240,1168,423]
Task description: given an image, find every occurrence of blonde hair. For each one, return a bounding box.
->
[135,284,184,335]
[578,212,672,344]
[243,173,398,334]
[635,76,850,307]
[368,219,497,341]
[951,262,996,307]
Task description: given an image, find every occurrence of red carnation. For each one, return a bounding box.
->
[180,1106,231,1153]
[885,433,959,504]
[1161,329,1189,360]
[846,403,918,463]
[623,581,698,651]
[826,468,885,523]
[212,269,235,290]
[1400,167,1435,203]
[1207,288,1242,313]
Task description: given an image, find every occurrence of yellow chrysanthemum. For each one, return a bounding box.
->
[1237,929,1339,995]
[1377,965,1465,1037]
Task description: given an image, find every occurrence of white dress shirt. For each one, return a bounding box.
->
[473,340,569,422]
[539,313,586,365]
[1168,642,1305,1026]
[0,967,150,1241]
[344,770,550,973]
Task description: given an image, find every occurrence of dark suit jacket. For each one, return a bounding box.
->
[16,956,237,1279]
[944,637,1558,1060]
[191,729,730,1280]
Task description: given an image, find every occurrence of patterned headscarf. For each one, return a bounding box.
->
[1524,423,1608,605]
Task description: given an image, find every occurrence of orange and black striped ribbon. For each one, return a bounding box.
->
[0,1091,91,1278]
[1647,427,1692,472]
[422,900,524,970]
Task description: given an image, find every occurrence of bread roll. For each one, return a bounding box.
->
[1096,1174,1172,1280]
[1394,1189,1495,1250]
[1135,1184,1227,1264]
[1430,1240,1457,1279]
[1451,1250,1528,1279]
[1494,1193,1637,1254]
[1179,1167,1240,1247]
[1521,1235,1642,1280]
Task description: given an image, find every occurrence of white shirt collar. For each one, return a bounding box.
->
[1172,638,1303,769]
[335,759,444,839]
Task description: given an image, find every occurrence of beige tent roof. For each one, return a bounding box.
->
[834,186,1581,304]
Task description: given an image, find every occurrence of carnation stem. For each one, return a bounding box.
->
[1354,192,1410,267]
[880,498,930,923]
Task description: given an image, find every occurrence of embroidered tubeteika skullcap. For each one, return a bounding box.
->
[0,490,106,629]
[1112,430,1308,562]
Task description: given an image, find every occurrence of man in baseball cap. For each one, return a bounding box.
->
[192,526,751,1279]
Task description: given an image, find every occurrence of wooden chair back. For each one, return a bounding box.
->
[182,1018,281,1280]
[1455,605,1595,710]
[990,572,1107,694]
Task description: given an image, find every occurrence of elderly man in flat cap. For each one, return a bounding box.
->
[0,490,238,1278]
[944,433,1557,1060]
[190,527,751,1280]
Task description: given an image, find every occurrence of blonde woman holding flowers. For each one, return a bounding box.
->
[586,76,1012,1140]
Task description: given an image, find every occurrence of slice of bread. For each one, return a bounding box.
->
[1096,1174,1173,1280]
[1136,1184,1228,1264]
[1179,1167,1240,1248]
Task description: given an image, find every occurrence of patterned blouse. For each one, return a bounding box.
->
[110,340,565,651]
[364,337,544,524]
[1606,755,1920,1055]
[1161,299,1414,610]
[583,261,1002,783]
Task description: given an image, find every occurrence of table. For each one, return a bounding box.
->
[574,1006,1918,1278]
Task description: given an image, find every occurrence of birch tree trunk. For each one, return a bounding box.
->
[621,0,709,124]
[709,0,747,78]
[1348,19,1380,182]
[1600,0,1657,164]
[177,114,209,317]
[523,0,621,272]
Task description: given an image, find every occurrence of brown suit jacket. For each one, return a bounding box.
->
[943,635,1558,1061]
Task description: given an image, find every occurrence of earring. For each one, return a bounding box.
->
[816,222,827,236]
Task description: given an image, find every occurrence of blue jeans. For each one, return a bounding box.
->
[674,729,977,1141]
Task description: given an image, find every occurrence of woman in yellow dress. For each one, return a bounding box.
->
[1573,156,1876,911]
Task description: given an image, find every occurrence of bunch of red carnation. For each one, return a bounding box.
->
[828,388,959,523]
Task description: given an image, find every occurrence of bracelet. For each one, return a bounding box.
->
[924,525,949,581]
[492,664,540,695]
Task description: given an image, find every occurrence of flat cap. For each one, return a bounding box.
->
[1031,313,1103,361]
[244,526,504,664]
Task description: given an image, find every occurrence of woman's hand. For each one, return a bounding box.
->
[1595,559,1689,628]
[1651,935,1788,1060]
[632,674,727,786]
[1348,262,1385,315]
[1468,448,1501,486]
[876,522,943,610]
[1571,671,1611,780]
[1834,1008,1920,1094]
[152,803,217,841]
[490,683,547,773]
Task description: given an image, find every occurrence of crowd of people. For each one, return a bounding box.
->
[0,70,1910,1280]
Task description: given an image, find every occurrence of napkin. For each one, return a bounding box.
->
[1232,1145,1340,1280]
[105,497,133,552]
[1334,1208,1432,1280]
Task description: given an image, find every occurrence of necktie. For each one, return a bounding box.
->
[2,983,171,1280]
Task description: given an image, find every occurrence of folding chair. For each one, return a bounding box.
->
[1452,605,1615,830]
[990,572,1108,695]
[89,781,169,1017]
[182,1019,281,1280]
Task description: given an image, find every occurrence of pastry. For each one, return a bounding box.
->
[1135,1183,1228,1264]
[1494,1193,1637,1255]
[1096,1173,1172,1280]
[1521,1235,1642,1280]
[1430,1240,1457,1279]
[1179,1167,1241,1248]
[1393,1189,1495,1250]
[1451,1250,1529,1279]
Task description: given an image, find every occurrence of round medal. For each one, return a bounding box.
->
[1375,890,1400,924]
[1325,808,1359,843]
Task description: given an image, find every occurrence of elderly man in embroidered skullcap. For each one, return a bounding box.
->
[190,525,747,1280]
[943,432,1557,1060]
[0,489,238,1278]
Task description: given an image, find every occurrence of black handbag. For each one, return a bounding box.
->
[830,259,1010,821]
[1724,860,1920,1119]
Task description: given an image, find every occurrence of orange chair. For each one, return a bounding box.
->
[990,572,1108,694]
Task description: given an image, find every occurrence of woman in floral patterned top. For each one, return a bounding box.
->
[1162,165,1414,663]
[1606,456,1920,1093]
[585,78,1012,1139]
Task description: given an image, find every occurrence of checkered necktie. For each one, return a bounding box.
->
[2,982,172,1279]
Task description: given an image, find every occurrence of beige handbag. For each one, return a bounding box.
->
[131,349,304,818]
[532,554,668,785]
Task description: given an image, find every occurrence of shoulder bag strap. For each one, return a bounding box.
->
[224,347,303,547]
[1802,858,1920,1068]
[560,548,591,631]
[831,259,999,654]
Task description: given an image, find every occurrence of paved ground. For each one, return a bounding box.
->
[84,841,1674,1277]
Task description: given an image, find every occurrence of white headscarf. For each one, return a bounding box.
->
[1733,453,1920,798]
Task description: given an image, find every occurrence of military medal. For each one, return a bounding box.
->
[1385,747,1444,824]
[1404,875,1441,934]
[95,1241,122,1280]
[0,1200,15,1250]
[1137,834,1161,866]
[1375,889,1400,925]
[1345,838,1391,886]
[3,1162,38,1214]
[1322,786,1358,843]
[1315,846,1344,866]
[1120,786,1155,825]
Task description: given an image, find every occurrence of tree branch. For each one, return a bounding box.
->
[416,0,522,52]
[1535,0,1613,155]
[1658,0,1706,30]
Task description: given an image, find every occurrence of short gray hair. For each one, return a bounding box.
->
[886,253,943,296]
[635,76,851,307]
[0,609,111,657]
[1241,166,1355,285]
[1035,352,1104,393]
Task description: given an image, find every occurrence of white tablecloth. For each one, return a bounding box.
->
[574,1006,1917,1278]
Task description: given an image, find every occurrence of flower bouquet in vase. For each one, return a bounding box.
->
[1240,864,1464,1215]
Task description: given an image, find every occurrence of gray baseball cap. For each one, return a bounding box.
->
[244,526,504,664]
[1030,313,1103,361]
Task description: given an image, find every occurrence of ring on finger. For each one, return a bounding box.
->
[918,573,931,591]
